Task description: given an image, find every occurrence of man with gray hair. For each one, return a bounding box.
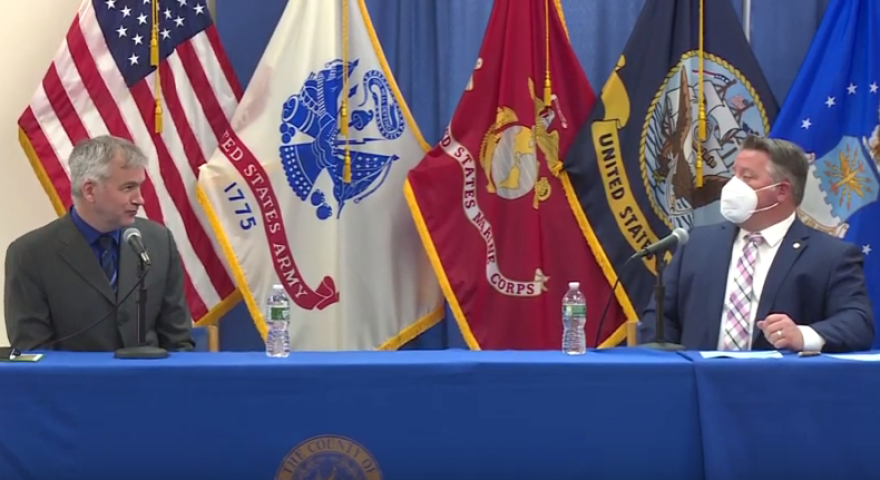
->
[4,135,194,352]
[640,135,873,352]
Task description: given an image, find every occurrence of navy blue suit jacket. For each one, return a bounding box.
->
[639,218,874,352]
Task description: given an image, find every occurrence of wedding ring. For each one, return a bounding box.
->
[776,330,783,338]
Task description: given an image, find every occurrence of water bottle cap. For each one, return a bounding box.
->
[568,281,579,289]
[272,284,284,291]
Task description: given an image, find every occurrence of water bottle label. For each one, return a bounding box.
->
[564,304,586,316]
[269,305,289,321]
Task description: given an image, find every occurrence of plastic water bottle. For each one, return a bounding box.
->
[265,285,290,358]
[562,281,587,354]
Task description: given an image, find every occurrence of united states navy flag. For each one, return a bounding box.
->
[769,0,880,348]
[562,0,778,343]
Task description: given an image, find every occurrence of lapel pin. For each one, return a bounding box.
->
[793,242,801,249]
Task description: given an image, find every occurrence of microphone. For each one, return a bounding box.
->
[629,228,689,261]
[117,226,166,359]
[593,228,689,348]
[124,228,150,266]
[3,263,150,360]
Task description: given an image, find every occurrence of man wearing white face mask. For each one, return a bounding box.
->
[639,136,873,353]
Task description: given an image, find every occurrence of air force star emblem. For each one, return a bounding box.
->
[279,59,406,220]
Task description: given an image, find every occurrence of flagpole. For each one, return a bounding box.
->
[742,0,752,44]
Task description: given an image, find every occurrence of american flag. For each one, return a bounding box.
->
[17,0,242,323]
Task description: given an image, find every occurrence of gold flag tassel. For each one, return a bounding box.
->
[151,0,162,134]
[341,0,352,183]
[695,0,705,188]
[544,0,563,177]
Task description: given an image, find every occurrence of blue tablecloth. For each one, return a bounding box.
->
[0,349,702,480]
[683,351,880,480]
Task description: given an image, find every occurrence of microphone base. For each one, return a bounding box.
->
[114,345,168,359]
[640,341,685,352]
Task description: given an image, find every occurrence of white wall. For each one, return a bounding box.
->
[0,0,84,346]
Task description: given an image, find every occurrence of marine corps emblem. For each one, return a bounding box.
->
[641,51,773,230]
[478,77,568,209]
[276,435,382,480]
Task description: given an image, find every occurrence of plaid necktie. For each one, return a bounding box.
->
[97,235,118,290]
[721,232,764,350]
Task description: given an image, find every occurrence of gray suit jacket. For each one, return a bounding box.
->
[4,214,194,352]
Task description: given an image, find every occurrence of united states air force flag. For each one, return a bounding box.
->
[769,0,880,347]
[563,0,778,323]
[196,0,444,349]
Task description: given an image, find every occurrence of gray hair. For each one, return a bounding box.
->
[741,135,808,206]
[69,135,148,198]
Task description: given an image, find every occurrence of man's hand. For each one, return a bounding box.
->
[757,313,804,351]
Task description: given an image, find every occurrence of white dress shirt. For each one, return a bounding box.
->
[717,212,825,351]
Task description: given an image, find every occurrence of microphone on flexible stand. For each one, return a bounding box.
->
[593,228,690,350]
[114,228,167,359]
[629,228,689,262]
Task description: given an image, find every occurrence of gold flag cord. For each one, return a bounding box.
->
[543,0,552,106]
[341,0,352,183]
[696,0,705,188]
[151,0,162,134]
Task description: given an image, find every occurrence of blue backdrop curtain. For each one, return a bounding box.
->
[213,0,831,351]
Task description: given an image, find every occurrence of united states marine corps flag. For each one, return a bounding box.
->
[196,0,444,349]
[405,0,624,349]
[563,0,778,335]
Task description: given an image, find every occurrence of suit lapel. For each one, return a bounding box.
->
[752,219,810,340]
[57,215,116,304]
[706,222,739,348]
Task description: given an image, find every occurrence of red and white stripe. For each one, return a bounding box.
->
[18,0,242,322]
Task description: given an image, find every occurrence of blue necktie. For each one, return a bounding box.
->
[97,236,117,289]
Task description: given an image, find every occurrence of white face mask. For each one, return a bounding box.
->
[720,176,780,224]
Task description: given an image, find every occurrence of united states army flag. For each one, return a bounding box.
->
[197,0,444,349]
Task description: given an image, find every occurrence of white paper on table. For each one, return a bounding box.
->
[826,353,880,362]
[699,351,783,359]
